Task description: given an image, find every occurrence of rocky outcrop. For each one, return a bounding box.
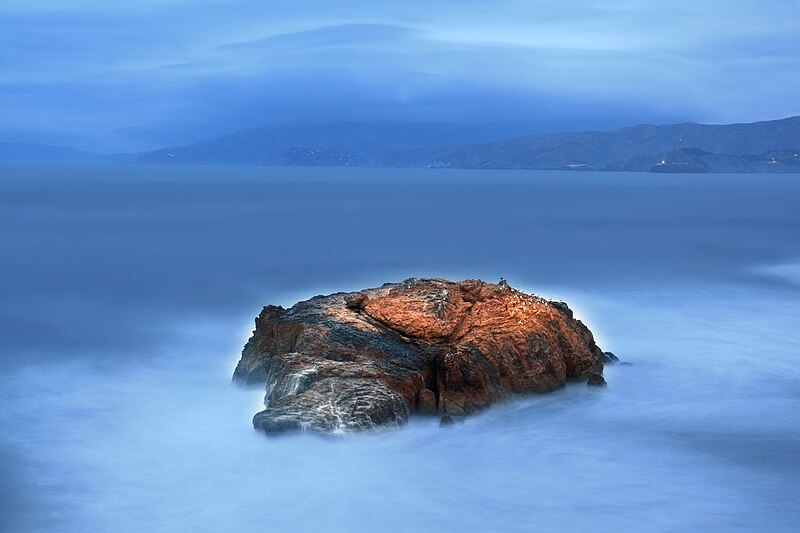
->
[233,278,609,435]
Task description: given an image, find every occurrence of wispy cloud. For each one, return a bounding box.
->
[0,0,797,151]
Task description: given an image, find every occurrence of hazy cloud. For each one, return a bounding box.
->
[0,0,797,151]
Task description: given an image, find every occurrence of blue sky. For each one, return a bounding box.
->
[1,0,798,151]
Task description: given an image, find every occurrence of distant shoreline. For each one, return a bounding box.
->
[2,116,799,173]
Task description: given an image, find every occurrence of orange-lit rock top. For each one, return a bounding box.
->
[233,278,609,435]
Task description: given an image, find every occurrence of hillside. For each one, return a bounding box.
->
[382,116,800,172]
[135,116,800,173]
[6,117,799,172]
[135,122,540,166]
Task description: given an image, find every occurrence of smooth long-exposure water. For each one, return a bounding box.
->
[1,166,798,532]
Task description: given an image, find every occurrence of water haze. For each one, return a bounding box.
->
[1,166,798,532]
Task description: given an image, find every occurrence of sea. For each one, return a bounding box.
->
[1,166,798,532]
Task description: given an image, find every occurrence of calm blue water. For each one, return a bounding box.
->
[1,166,799,532]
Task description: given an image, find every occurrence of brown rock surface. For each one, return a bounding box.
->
[233,278,607,435]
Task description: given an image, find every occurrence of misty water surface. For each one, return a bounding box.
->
[1,166,798,532]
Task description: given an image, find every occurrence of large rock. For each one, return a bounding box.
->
[233,278,607,435]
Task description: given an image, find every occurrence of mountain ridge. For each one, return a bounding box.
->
[137,116,800,172]
[381,116,800,172]
[2,116,798,172]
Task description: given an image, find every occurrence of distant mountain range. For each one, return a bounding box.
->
[388,117,800,173]
[134,121,547,166]
[133,116,800,173]
[3,116,799,172]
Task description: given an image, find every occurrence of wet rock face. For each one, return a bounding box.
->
[233,278,607,435]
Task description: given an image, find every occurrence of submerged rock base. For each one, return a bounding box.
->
[233,278,608,435]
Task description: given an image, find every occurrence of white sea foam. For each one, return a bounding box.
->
[2,284,798,533]
[2,167,799,533]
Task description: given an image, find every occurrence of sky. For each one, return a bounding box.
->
[1,0,798,152]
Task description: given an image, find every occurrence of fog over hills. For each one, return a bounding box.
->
[137,116,800,173]
[386,116,800,172]
[3,116,799,173]
[134,122,542,166]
